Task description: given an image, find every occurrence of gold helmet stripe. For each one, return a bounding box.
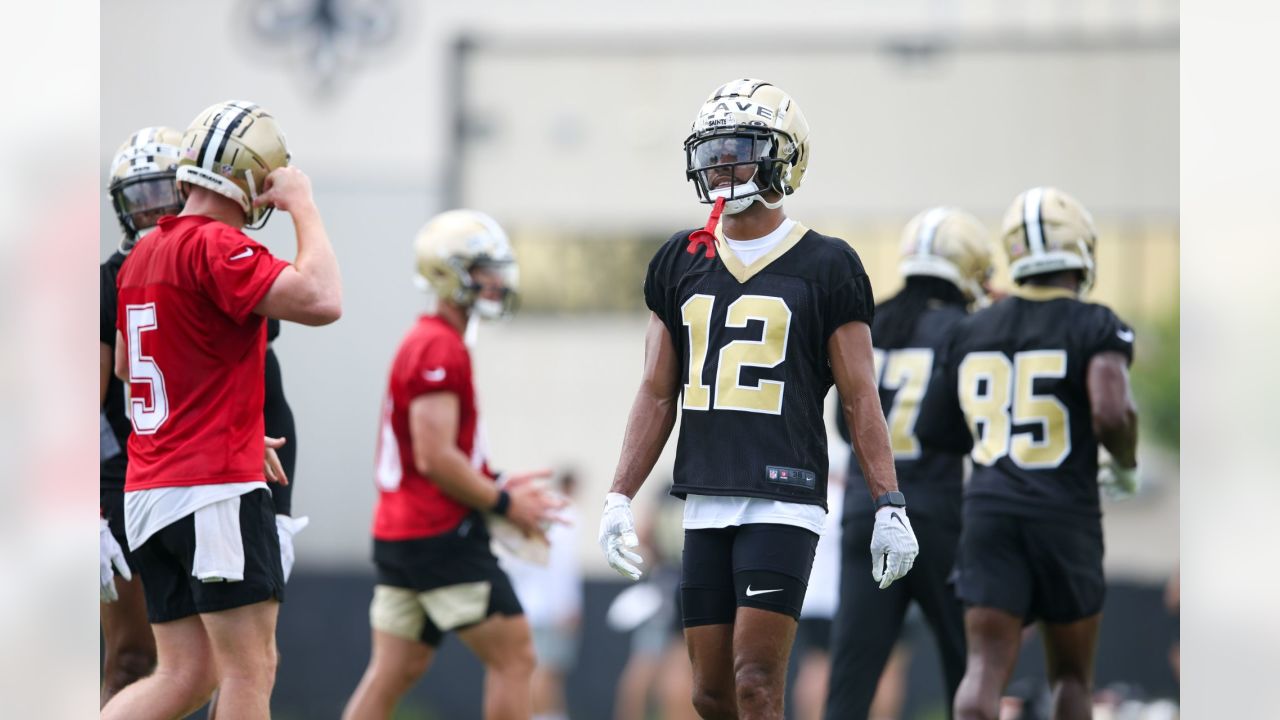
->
[1022,186,1046,256]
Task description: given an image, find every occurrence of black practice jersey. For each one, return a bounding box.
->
[645,223,875,509]
[917,286,1135,519]
[839,300,968,522]
[100,252,131,490]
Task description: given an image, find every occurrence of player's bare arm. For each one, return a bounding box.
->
[101,342,113,407]
[829,321,899,501]
[409,392,561,541]
[1088,351,1139,467]
[608,313,681,499]
[252,167,343,326]
[114,330,128,383]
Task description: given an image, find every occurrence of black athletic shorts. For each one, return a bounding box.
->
[953,510,1105,624]
[372,512,523,647]
[681,523,819,626]
[100,487,137,574]
[132,488,285,624]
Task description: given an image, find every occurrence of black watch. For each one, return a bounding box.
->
[874,491,907,509]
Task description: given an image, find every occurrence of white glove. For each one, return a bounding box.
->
[276,514,310,583]
[870,505,919,590]
[1098,460,1140,501]
[599,492,644,581]
[100,517,131,603]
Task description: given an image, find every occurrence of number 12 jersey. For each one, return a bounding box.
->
[644,222,874,510]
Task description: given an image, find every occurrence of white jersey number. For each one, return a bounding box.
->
[124,303,170,435]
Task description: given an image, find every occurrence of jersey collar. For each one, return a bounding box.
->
[714,221,809,284]
[1011,284,1079,302]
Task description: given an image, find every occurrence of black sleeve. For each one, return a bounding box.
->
[823,247,875,341]
[1079,305,1135,366]
[267,318,281,343]
[643,232,686,323]
[100,261,118,346]
[915,333,974,454]
[263,347,296,516]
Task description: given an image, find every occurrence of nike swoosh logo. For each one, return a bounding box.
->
[745,586,783,597]
[423,367,447,382]
[1116,328,1135,343]
[891,512,906,528]
[229,248,254,261]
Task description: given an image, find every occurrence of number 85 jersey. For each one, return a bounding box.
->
[917,285,1135,519]
[644,222,874,510]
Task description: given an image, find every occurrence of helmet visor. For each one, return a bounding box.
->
[686,132,775,202]
[114,173,183,234]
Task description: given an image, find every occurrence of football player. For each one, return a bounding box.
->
[916,188,1139,720]
[100,126,184,705]
[824,207,996,720]
[342,210,566,720]
[598,78,919,720]
[102,100,342,720]
[264,319,308,583]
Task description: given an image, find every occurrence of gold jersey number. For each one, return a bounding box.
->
[680,294,792,415]
[872,348,935,460]
[957,350,1071,469]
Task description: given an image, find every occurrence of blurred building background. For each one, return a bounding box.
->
[101,1,1178,717]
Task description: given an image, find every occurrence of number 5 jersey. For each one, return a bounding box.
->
[644,221,874,510]
[115,215,289,491]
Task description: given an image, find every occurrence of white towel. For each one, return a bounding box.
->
[192,495,245,582]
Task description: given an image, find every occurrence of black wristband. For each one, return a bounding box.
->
[874,490,907,509]
[491,489,511,516]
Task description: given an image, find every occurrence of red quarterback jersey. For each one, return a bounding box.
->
[115,215,289,491]
[372,314,492,540]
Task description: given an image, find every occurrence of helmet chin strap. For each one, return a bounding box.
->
[709,180,784,215]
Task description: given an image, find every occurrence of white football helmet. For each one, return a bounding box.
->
[176,101,290,229]
[684,79,811,215]
[414,209,519,320]
[108,126,184,251]
[899,207,995,304]
[1001,187,1098,293]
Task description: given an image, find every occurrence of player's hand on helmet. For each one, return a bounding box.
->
[1098,458,1140,501]
[264,436,288,486]
[502,469,568,543]
[598,492,644,581]
[276,514,310,583]
[870,505,919,590]
[254,166,315,215]
[100,517,131,603]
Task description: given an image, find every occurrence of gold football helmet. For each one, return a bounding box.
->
[108,126,184,251]
[1001,187,1098,292]
[684,78,811,215]
[899,207,995,304]
[414,209,519,320]
[175,101,289,229]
